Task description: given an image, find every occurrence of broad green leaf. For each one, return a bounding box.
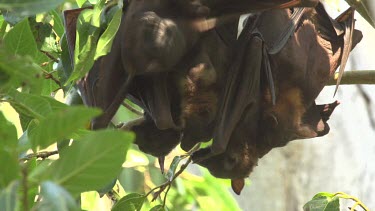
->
[6,90,67,120]
[0,150,20,188]
[76,0,88,8]
[0,50,44,93]
[303,193,340,211]
[28,159,54,183]
[74,9,94,61]
[66,9,100,84]
[48,130,134,195]
[36,181,79,211]
[67,34,97,84]
[345,0,375,28]
[118,168,145,193]
[3,18,48,64]
[97,178,116,197]
[111,193,145,211]
[0,15,7,38]
[150,205,166,211]
[0,112,17,149]
[0,0,65,16]
[28,106,101,150]
[94,7,122,60]
[91,0,106,27]
[59,34,73,86]
[0,113,20,188]
[29,18,54,51]
[49,9,65,38]
[0,181,19,211]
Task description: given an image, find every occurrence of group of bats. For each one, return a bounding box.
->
[64,0,363,195]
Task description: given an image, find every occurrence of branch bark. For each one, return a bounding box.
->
[327,70,375,85]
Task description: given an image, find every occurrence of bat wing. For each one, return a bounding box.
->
[193,20,263,162]
[130,74,178,130]
[64,8,131,129]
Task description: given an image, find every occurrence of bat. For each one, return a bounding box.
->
[65,0,321,132]
[192,3,362,194]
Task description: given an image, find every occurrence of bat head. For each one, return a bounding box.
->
[121,0,207,75]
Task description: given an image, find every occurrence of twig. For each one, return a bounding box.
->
[327,70,375,85]
[40,50,59,63]
[19,150,59,162]
[145,155,194,206]
[43,70,63,89]
[121,102,143,116]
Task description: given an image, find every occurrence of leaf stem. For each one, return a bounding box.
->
[333,192,370,211]
[19,150,59,162]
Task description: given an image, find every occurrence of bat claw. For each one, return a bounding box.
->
[158,156,165,174]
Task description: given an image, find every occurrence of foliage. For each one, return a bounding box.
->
[303,192,370,211]
[0,0,372,210]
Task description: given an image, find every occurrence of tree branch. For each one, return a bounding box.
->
[327,70,375,85]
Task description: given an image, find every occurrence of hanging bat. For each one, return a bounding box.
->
[65,0,321,131]
[193,3,362,194]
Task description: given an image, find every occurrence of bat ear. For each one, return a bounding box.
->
[231,178,245,195]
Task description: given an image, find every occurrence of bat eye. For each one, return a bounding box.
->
[224,155,238,171]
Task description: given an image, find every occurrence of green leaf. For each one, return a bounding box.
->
[28,106,101,150]
[36,181,79,211]
[345,0,375,28]
[49,9,65,38]
[91,0,106,27]
[94,7,122,60]
[0,112,18,149]
[166,156,183,181]
[150,205,166,211]
[67,33,97,84]
[0,50,44,93]
[0,150,20,188]
[112,193,145,211]
[48,130,134,195]
[65,9,100,84]
[76,0,88,8]
[303,192,340,211]
[0,0,65,16]
[118,168,145,193]
[28,159,54,183]
[0,181,19,211]
[6,90,67,120]
[3,18,47,64]
[0,113,20,188]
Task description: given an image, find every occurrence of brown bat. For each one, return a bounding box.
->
[65,0,320,132]
[193,3,362,194]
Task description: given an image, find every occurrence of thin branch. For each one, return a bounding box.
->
[19,150,59,162]
[327,70,375,85]
[40,50,59,63]
[121,102,143,116]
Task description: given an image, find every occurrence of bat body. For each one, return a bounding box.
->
[195,4,362,187]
